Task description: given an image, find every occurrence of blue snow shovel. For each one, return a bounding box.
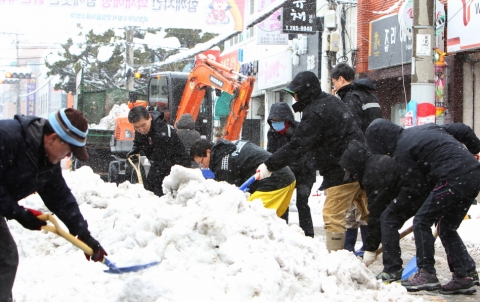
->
[38,214,159,274]
[239,174,257,192]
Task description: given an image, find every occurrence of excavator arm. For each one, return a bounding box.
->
[175,54,255,141]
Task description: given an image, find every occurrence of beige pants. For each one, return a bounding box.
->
[323,181,368,233]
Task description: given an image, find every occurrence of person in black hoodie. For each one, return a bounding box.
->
[366,119,480,294]
[190,139,296,217]
[128,106,189,196]
[256,71,368,252]
[339,140,403,265]
[0,109,107,302]
[175,113,201,168]
[267,102,316,237]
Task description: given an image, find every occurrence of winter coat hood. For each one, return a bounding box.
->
[15,114,46,159]
[209,140,236,170]
[176,113,196,130]
[337,78,376,99]
[365,118,402,155]
[267,102,295,127]
[285,71,322,112]
[339,140,367,183]
[150,110,164,124]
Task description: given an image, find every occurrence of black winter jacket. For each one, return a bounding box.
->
[337,78,382,133]
[176,113,201,154]
[264,71,365,190]
[133,111,189,174]
[366,119,480,184]
[267,102,316,184]
[210,140,295,193]
[0,115,89,237]
[340,140,403,251]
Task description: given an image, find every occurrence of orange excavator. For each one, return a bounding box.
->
[172,53,255,141]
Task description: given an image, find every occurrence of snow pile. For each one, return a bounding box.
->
[9,166,417,301]
[89,103,130,130]
[97,46,115,62]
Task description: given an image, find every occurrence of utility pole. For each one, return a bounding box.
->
[125,27,134,91]
[411,0,435,105]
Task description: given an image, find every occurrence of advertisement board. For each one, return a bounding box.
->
[368,14,413,70]
[257,51,292,90]
[282,0,316,34]
[447,0,480,52]
[0,0,246,34]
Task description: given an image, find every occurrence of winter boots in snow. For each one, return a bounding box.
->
[344,225,367,257]
[344,228,357,252]
[439,274,477,295]
[401,268,441,292]
[468,270,480,286]
[326,231,345,253]
[376,268,403,283]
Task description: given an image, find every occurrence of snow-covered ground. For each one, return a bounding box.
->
[8,165,480,301]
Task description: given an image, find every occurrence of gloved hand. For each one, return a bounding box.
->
[78,233,108,262]
[126,149,140,158]
[14,207,46,231]
[256,163,272,180]
[362,251,377,266]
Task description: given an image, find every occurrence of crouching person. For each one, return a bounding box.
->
[190,139,296,217]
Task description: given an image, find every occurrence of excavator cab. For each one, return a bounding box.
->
[147,72,213,140]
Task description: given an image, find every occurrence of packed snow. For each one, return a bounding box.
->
[8,165,424,302]
[89,104,130,130]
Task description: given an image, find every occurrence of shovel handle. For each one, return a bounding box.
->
[38,214,94,256]
[376,225,413,255]
[239,175,257,192]
[37,214,121,272]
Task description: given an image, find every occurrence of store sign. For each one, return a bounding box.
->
[26,78,36,116]
[219,50,240,72]
[447,0,480,52]
[257,51,292,90]
[282,0,316,34]
[369,14,413,70]
[239,60,258,76]
[0,0,246,34]
[256,0,288,45]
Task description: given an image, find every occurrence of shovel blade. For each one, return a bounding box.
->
[402,255,418,280]
[104,261,160,274]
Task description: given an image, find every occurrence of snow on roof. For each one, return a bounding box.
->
[152,31,241,69]
[246,0,287,29]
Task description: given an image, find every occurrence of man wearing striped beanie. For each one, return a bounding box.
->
[0,108,106,302]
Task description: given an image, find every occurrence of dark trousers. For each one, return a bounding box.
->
[381,199,423,273]
[144,164,168,197]
[0,217,18,302]
[414,169,480,276]
[281,176,315,237]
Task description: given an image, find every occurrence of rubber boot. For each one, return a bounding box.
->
[326,232,345,253]
[344,228,358,252]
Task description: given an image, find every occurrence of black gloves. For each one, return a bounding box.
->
[78,233,108,262]
[14,207,47,231]
[126,149,140,158]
